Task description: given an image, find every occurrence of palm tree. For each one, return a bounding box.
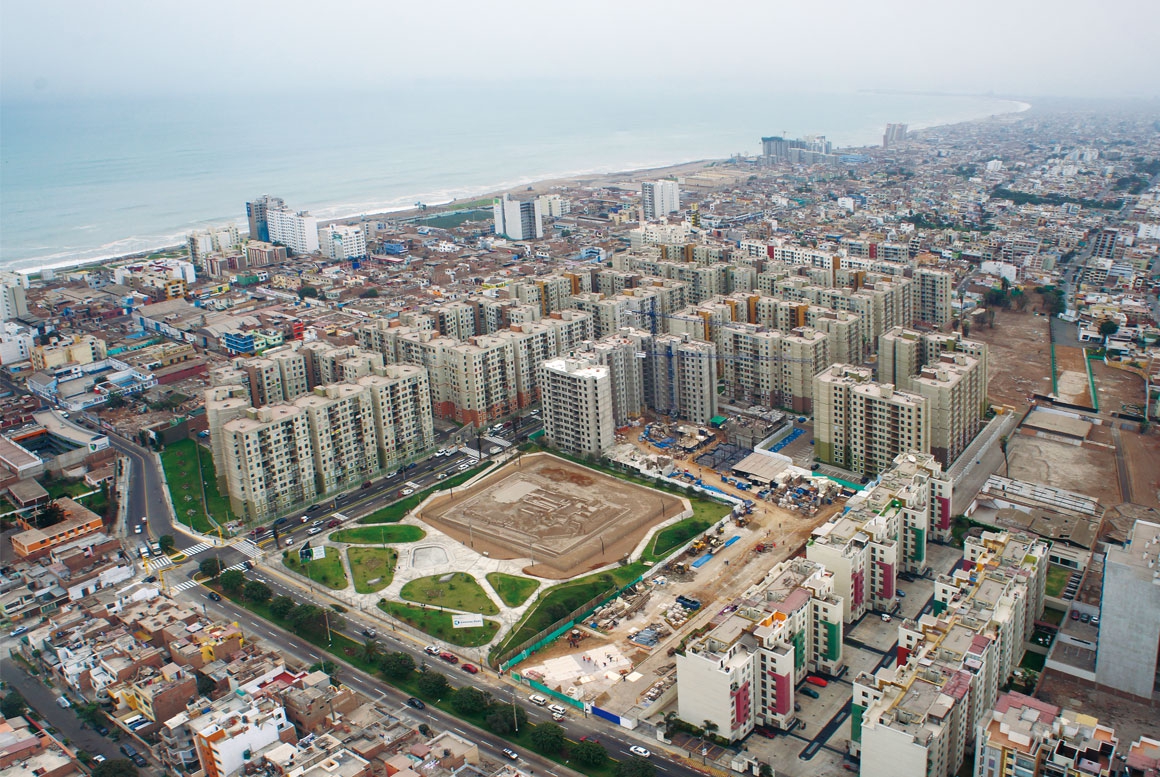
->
[702,719,719,739]
[358,637,381,665]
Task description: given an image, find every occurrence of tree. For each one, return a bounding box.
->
[199,557,224,579]
[0,692,26,719]
[450,686,491,716]
[76,702,106,727]
[243,581,272,603]
[702,719,719,738]
[359,288,379,298]
[290,604,328,636]
[158,535,175,555]
[219,569,245,594]
[758,763,774,777]
[572,739,608,768]
[196,672,217,698]
[34,502,65,529]
[416,670,450,698]
[484,703,526,735]
[530,723,565,755]
[380,651,415,680]
[358,637,381,665]
[270,596,296,620]
[616,757,656,777]
[1098,320,1119,338]
[92,759,139,777]
[298,286,320,299]
[962,320,971,338]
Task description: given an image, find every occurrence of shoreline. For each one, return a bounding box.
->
[12,99,1033,279]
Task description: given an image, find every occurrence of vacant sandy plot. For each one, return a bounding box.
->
[1120,429,1160,508]
[970,311,1052,408]
[418,453,686,579]
[1054,346,1093,407]
[1006,435,1121,507]
[1089,360,1146,414]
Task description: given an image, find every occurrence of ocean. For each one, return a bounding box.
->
[0,85,1025,273]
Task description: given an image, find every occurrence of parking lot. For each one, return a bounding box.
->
[740,541,964,776]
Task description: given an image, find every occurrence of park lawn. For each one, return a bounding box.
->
[401,573,499,615]
[1044,564,1070,598]
[378,601,499,647]
[160,438,234,533]
[486,573,540,608]
[282,544,348,589]
[358,465,490,524]
[41,477,93,500]
[347,547,397,593]
[332,525,425,544]
[644,515,715,562]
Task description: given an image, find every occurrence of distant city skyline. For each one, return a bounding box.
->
[2,0,1157,100]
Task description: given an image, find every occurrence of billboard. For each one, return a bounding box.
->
[452,613,485,629]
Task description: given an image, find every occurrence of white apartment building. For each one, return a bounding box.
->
[676,558,844,741]
[641,180,681,220]
[808,452,952,623]
[537,357,615,457]
[267,207,320,254]
[0,272,29,323]
[192,696,295,777]
[319,223,367,260]
[855,530,1048,777]
[494,195,543,241]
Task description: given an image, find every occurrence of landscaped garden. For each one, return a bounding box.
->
[332,525,426,544]
[160,438,233,533]
[378,601,499,647]
[348,547,398,593]
[401,573,499,615]
[486,572,540,608]
[282,544,348,589]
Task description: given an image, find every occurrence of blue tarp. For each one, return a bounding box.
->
[691,553,714,569]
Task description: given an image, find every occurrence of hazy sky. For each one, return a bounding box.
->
[2,0,1157,100]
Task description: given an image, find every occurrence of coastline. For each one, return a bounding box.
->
[12,99,1032,279]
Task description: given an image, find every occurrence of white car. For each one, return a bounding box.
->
[401,487,415,496]
[134,524,143,534]
[629,746,651,759]
[307,526,324,536]
[457,463,470,471]
[284,538,296,547]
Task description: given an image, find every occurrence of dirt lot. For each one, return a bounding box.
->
[1038,670,1160,747]
[1006,435,1122,507]
[1054,346,1094,408]
[419,453,685,579]
[1120,428,1160,508]
[1090,360,1146,414]
[969,310,1052,408]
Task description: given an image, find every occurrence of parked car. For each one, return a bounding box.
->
[528,694,547,706]
[95,725,110,737]
[547,704,567,715]
[207,591,222,602]
[307,504,323,513]
[629,746,652,758]
[143,576,157,583]
[1070,610,1080,620]
[1080,613,1091,623]
[881,614,892,622]
[57,696,71,709]
[805,676,828,688]
[460,663,479,674]
[897,590,906,598]
[92,755,106,764]
[438,651,458,664]
[406,697,425,709]
[10,626,29,637]
[800,687,820,699]
[456,463,470,471]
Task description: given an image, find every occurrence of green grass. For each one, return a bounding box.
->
[486,573,540,607]
[1020,650,1046,672]
[347,547,397,593]
[41,477,93,500]
[644,516,713,561]
[358,465,490,524]
[1041,607,1065,627]
[1044,564,1071,598]
[401,573,499,615]
[160,438,234,533]
[282,544,348,589]
[332,525,426,544]
[378,601,499,647]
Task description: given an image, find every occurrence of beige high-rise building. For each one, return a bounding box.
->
[916,267,954,327]
[879,327,989,415]
[222,405,318,523]
[911,353,984,468]
[651,334,717,425]
[204,385,251,490]
[293,384,380,494]
[585,333,647,425]
[493,322,559,407]
[441,335,517,427]
[357,365,434,471]
[538,357,615,457]
[814,364,929,476]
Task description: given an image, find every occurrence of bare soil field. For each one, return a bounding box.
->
[1054,346,1093,407]
[970,310,1052,408]
[1089,360,1146,414]
[1120,429,1160,508]
[418,453,686,579]
[1006,435,1122,507]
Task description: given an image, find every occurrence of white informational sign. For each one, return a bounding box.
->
[452,613,484,629]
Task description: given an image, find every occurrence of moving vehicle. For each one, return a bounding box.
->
[134,524,142,534]
[552,712,566,722]
[424,645,440,655]
[274,517,289,526]
[307,526,324,536]
[456,463,470,471]
[9,626,29,637]
[207,591,222,602]
[363,628,377,638]
[326,519,341,528]
[547,704,567,715]
[460,663,479,674]
[629,746,652,758]
[406,697,425,709]
[361,481,373,489]
[284,538,295,546]
[502,749,519,761]
[528,694,547,706]
[438,651,458,664]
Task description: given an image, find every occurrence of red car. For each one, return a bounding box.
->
[460,663,479,674]
[439,651,458,664]
[326,519,341,528]
[806,675,828,688]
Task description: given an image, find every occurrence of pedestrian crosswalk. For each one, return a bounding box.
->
[171,579,200,592]
[235,540,262,558]
[181,541,214,556]
[145,555,173,570]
